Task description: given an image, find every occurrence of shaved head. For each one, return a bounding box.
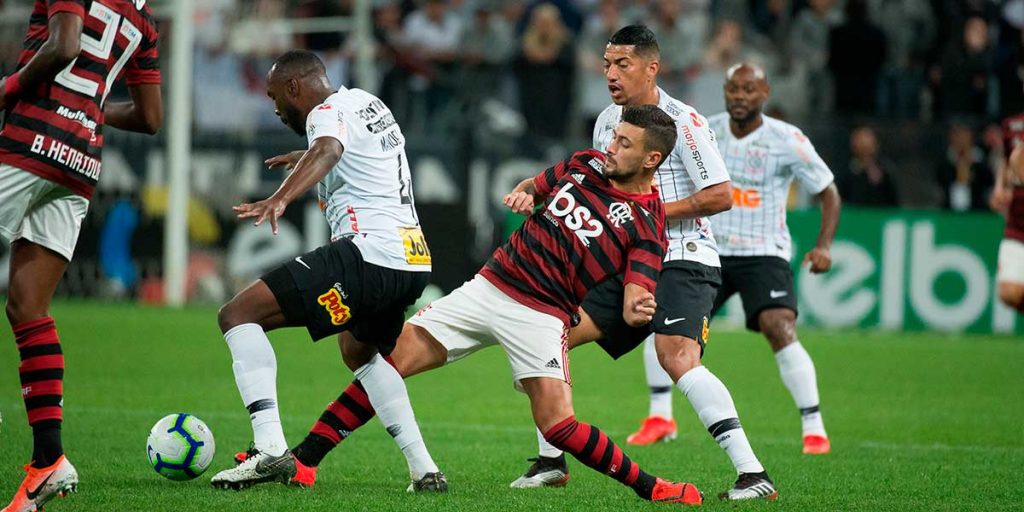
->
[723,62,770,127]
[268,50,328,86]
[266,50,334,136]
[726,62,767,84]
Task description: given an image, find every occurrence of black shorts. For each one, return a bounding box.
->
[711,256,798,332]
[583,260,721,359]
[260,238,430,354]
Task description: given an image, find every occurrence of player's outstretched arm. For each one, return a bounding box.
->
[623,283,657,328]
[503,177,541,215]
[803,183,841,274]
[663,180,733,220]
[104,84,163,134]
[0,12,83,110]
[265,150,308,171]
[234,137,343,234]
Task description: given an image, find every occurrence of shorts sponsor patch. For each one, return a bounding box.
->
[317,286,352,326]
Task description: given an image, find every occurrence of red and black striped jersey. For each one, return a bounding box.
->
[1002,113,1024,242]
[0,0,161,199]
[480,149,667,326]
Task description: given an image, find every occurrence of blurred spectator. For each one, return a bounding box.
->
[230,0,293,58]
[297,0,352,87]
[577,0,622,126]
[838,126,900,206]
[515,3,575,145]
[788,0,840,114]
[937,123,994,211]
[650,0,708,100]
[748,0,793,50]
[518,0,584,35]
[871,0,936,118]
[460,2,514,105]
[996,1,1024,114]
[403,0,464,130]
[828,0,887,114]
[689,20,775,114]
[932,16,995,119]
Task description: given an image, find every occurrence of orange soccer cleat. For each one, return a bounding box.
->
[2,456,78,512]
[802,434,831,455]
[626,416,678,445]
[651,478,703,505]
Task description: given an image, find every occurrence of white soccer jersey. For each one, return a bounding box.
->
[593,88,730,267]
[305,88,430,272]
[706,113,834,260]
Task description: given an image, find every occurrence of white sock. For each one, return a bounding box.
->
[224,323,287,456]
[678,365,764,474]
[643,335,674,419]
[775,341,827,437]
[355,353,439,480]
[536,427,563,458]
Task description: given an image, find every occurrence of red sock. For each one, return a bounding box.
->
[14,316,65,466]
[544,416,657,498]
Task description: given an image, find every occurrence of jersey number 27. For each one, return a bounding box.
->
[55,1,144,106]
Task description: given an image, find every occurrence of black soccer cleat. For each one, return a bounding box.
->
[407,472,448,493]
[718,471,778,501]
[509,454,570,488]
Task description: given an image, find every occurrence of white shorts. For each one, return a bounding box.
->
[997,238,1024,284]
[0,163,89,261]
[408,274,571,386]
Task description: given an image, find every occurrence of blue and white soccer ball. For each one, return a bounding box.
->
[146,413,216,481]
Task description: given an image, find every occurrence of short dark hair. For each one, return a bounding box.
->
[621,104,677,168]
[270,50,326,80]
[607,25,660,59]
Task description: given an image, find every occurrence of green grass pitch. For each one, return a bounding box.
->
[1,301,1021,511]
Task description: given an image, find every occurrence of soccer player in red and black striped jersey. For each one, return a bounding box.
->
[247,105,702,503]
[993,113,1024,313]
[0,1,161,510]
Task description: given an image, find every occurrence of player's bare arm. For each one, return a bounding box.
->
[803,183,841,274]
[503,177,541,215]
[104,83,163,134]
[0,12,83,110]
[234,137,344,234]
[623,283,657,327]
[266,150,308,171]
[1010,144,1024,183]
[663,180,733,220]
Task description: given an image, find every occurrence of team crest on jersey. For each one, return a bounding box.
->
[606,202,634,228]
[317,285,352,326]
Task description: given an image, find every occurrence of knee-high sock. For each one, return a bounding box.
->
[544,416,658,499]
[14,317,64,468]
[354,353,438,480]
[643,335,674,419]
[678,366,764,474]
[224,323,287,456]
[775,341,826,436]
[294,380,376,466]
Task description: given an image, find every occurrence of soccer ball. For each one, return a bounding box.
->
[146,413,216,481]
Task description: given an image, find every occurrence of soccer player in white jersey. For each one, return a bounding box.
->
[208,50,445,492]
[636,63,841,456]
[509,25,778,501]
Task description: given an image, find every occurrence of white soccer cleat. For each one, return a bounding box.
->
[2,455,78,512]
[509,454,570,489]
[718,472,778,501]
[210,450,296,491]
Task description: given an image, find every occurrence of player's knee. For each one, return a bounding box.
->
[997,283,1024,309]
[217,299,248,334]
[655,335,701,381]
[4,298,44,327]
[758,309,796,351]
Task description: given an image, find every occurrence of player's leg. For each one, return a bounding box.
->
[522,376,701,504]
[654,261,776,501]
[996,239,1024,312]
[3,178,88,511]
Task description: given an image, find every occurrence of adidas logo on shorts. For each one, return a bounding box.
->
[545,358,561,369]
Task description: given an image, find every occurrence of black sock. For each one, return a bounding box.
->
[630,470,658,499]
[291,434,335,467]
[32,420,63,468]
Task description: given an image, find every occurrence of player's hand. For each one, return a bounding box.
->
[503,191,535,215]
[624,292,657,327]
[803,246,832,274]
[233,196,288,235]
[265,150,306,171]
[990,185,1011,216]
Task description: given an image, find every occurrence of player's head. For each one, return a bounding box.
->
[605,105,677,181]
[724,63,769,124]
[604,25,660,106]
[267,50,333,136]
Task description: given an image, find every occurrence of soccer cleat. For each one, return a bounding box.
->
[233,443,258,466]
[718,471,778,501]
[651,478,703,505]
[2,456,78,512]
[406,472,448,493]
[210,450,296,490]
[233,446,318,487]
[509,454,570,488]
[802,434,831,455]
[626,416,677,445]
